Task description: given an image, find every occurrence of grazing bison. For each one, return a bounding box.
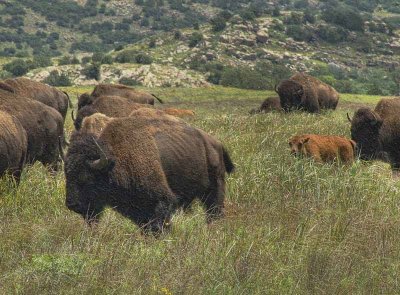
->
[72,95,151,130]
[81,113,114,137]
[289,134,356,164]
[276,73,339,113]
[0,111,27,182]
[0,78,71,121]
[0,89,64,169]
[163,108,195,118]
[249,96,282,114]
[348,97,400,172]
[78,84,163,109]
[64,108,234,233]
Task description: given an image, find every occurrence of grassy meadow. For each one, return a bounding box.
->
[1,86,400,294]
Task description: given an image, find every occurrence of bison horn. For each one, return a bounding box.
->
[347,113,352,123]
[370,111,380,126]
[71,110,76,122]
[274,84,278,93]
[89,137,110,171]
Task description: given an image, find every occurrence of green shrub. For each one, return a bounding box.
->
[322,5,364,32]
[32,55,52,68]
[119,77,142,86]
[220,66,269,90]
[3,59,32,76]
[135,53,152,64]
[82,63,101,81]
[43,70,72,86]
[188,32,203,48]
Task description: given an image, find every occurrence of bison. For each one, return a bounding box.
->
[276,73,339,113]
[289,134,356,164]
[64,108,234,233]
[72,95,151,130]
[348,97,400,172]
[249,96,282,114]
[81,113,114,137]
[78,84,163,109]
[0,78,71,121]
[0,111,27,182]
[0,89,64,169]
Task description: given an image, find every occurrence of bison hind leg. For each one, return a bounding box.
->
[201,177,225,224]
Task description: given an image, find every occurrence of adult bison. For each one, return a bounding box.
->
[0,78,71,121]
[64,108,234,233]
[72,95,151,130]
[348,97,400,172]
[0,111,27,182]
[0,89,64,169]
[249,96,282,114]
[78,84,163,109]
[276,73,339,113]
[289,134,356,164]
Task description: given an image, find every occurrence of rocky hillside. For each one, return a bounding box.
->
[1,0,399,95]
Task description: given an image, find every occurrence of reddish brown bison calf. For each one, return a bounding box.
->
[289,134,356,164]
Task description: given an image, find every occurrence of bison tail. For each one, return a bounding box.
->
[151,93,164,104]
[63,91,73,108]
[222,147,235,174]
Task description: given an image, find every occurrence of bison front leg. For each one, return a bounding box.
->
[202,177,225,224]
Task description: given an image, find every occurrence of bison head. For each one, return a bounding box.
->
[289,135,310,156]
[65,133,115,223]
[73,106,97,130]
[348,108,383,160]
[276,80,304,112]
[78,93,95,110]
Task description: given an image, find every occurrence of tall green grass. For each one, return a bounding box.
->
[1,87,399,294]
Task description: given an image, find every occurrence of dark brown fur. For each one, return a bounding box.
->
[78,84,162,109]
[289,134,356,163]
[65,108,234,233]
[1,78,70,121]
[349,97,400,171]
[73,95,151,130]
[0,111,27,182]
[0,89,64,168]
[249,96,282,114]
[277,73,339,113]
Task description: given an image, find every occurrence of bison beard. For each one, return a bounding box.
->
[65,111,234,234]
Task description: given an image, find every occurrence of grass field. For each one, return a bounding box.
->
[1,86,399,294]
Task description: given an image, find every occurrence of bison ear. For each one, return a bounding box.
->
[302,137,310,144]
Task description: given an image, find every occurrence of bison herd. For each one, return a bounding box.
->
[0,72,399,234]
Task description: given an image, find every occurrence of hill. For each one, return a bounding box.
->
[0,0,399,95]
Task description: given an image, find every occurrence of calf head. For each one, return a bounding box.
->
[289,136,310,156]
[276,80,304,112]
[348,108,383,160]
[65,133,115,223]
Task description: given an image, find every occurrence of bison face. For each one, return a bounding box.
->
[73,106,96,130]
[65,134,115,223]
[289,136,310,156]
[349,108,383,160]
[277,80,304,112]
[78,93,94,110]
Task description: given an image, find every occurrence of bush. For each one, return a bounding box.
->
[316,25,348,43]
[115,50,138,63]
[82,63,101,81]
[322,5,364,32]
[286,25,313,42]
[119,77,142,86]
[135,53,152,64]
[210,17,226,32]
[188,32,203,48]
[43,70,72,86]
[32,55,52,68]
[220,66,269,90]
[3,59,32,76]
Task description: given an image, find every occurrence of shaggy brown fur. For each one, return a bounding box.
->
[1,78,71,121]
[78,84,162,109]
[0,111,27,182]
[249,96,282,114]
[81,113,114,137]
[349,97,400,171]
[0,89,64,168]
[162,108,195,118]
[289,134,356,163]
[277,73,339,113]
[73,96,151,130]
[65,108,234,233]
